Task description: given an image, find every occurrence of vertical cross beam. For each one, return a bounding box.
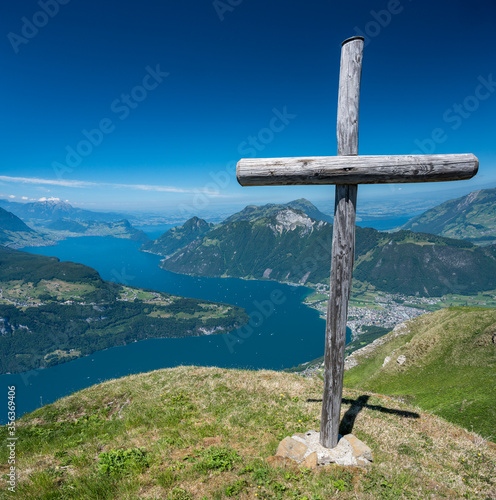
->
[320,36,364,449]
[236,34,477,449]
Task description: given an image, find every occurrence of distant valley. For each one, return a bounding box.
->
[2,188,496,376]
[43,218,149,243]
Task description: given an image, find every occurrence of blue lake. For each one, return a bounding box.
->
[1,236,351,422]
[356,216,412,231]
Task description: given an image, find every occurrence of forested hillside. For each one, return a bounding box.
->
[0,247,248,374]
[142,202,496,297]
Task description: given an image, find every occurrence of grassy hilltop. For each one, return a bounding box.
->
[1,365,495,499]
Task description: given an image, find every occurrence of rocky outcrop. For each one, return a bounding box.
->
[344,322,410,371]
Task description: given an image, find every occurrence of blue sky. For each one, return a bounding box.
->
[1,0,495,214]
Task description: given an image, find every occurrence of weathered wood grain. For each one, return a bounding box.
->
[337,36,363,156]
[320,36,363,449]
[236,153,479,186]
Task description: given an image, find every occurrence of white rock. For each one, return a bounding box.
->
[291,431,357,466]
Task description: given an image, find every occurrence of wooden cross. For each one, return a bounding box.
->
[236,36,478,449]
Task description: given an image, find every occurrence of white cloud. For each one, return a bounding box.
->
[38,197,61,202]
[0,175,221,195]
[9,195,15,198]
[21,196,28,200]
[0,176,92,188]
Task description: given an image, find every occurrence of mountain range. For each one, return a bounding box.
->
[0,198,129,223]
[0,200,149,247]
[141,216,212,255]
[223,198,333,225]
[142,200,496,297]
[400,187,496,245]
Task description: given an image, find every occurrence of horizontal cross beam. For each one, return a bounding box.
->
[237,153,478,186]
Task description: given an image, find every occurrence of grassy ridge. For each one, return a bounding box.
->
[401,187,496,245]
[344,308,496,439]
[1,366,495,499]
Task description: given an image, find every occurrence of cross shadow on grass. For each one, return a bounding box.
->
[306,395,420,435]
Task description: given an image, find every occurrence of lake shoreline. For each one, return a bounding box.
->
[2,236,328,422]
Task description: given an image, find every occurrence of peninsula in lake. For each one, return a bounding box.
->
[0,246,248,374]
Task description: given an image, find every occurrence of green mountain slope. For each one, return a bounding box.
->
[3,366,495,499]
[0,247,248,374]
[147,203,496,297]
[0,207,35,233]
[344,307,496,438]
[401,187,496,245]
[0,207,50,248]
[162,207,334,283]
[141,216,213,256]
[353,230,496,296]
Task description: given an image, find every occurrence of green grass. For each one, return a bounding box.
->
[1,366,495,499]
[0,279,98,305]
[344,307,496,439]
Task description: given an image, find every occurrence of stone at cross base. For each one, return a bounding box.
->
[269,431,373,469]
[236,35,478,454]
